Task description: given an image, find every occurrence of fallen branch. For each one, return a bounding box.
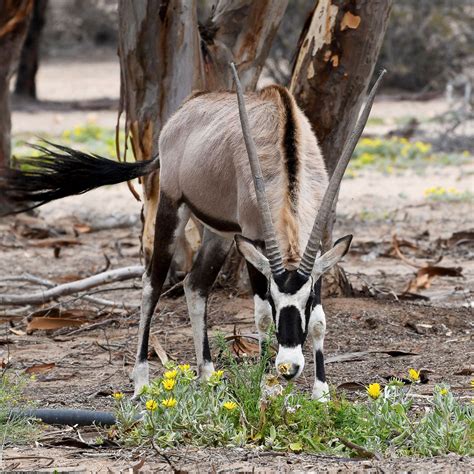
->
[0,266,144,306]
[0,273,139,309]
[338,437,381,460]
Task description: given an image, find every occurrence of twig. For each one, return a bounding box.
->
[151,439,179,470]
[0,266,144,306]
[338,437,381,460]
[161,280,184,298]
[64,318,119,336]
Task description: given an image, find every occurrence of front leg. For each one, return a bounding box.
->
[246,260,272,356]
[183,229,232,380]
[308,304,330,402]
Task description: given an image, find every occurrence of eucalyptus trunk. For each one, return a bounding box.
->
[290,0,392,295]
[0,0,33,168]
[117,0,287,280]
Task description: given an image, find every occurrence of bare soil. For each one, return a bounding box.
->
[0,56,472,472]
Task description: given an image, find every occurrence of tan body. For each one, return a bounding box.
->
[159,87,328,266]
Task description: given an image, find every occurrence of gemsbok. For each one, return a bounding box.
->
[1,64,384,400]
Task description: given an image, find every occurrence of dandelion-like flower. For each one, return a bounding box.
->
[164,369,178,379]
[178,364,190,372]
[367,383,382,400]
[223,401,237,411]
[145,399,158,411]
[277,363,291,376]
[470,380,474,388]
[162,378,176,391]
[161,397,177,408]
[439,388,449,396]
[112,392,124,401]
[408,369,420,383]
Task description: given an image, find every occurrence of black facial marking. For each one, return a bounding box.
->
[274,269,308,294]
[277,305,304,347]
[315,350,326,382]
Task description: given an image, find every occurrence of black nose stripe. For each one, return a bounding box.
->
[277,305,304,346]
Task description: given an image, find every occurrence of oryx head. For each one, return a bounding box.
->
[231,63,385,380]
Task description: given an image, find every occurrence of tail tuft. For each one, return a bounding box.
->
[0,141,158,215]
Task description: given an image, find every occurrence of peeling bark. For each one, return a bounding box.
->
[0,0,33,168]
[290,0,392,296]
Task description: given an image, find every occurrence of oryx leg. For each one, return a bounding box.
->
[132,194,188,396]
[184,228,232,379]
[308,302,330,402]
[247,257,272,355]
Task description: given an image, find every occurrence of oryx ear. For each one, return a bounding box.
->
[235,235,272,279]
[311,235,352,278]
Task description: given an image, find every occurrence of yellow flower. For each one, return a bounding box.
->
[112,392,124,401]
[161,397,177,408]
[145,399,158,411]
[470,380,474,388]
[367,383,382,399]
[162,378,176,391]
[223,401,237,411]
[408,369,420,383]
[439,388,448,396]
[213,370,224,378]
[178,364,190,372]
[164,370,178,379]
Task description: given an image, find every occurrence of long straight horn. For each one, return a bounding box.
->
[298,69,386,278]
[230,62,285,276]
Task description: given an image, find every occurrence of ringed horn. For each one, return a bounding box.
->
[297,69,387,278]
[231,62,286,276]
[231,61,386,279]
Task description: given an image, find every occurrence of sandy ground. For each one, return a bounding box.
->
[1,56,473,472]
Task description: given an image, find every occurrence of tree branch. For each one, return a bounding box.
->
[0,266,144,306]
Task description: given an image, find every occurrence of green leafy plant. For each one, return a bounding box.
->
[348,137,471,176]
[113,341,473,457]
[0,372,38,445]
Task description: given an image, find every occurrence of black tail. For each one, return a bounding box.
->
[0,142,159,215]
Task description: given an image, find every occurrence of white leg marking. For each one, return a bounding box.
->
[308,304,330,401]
[253,295,272,348]
[200,361,215,380]
[312,379,330,402]
[131,275,154,396]
[132,361,150,398]
[184,278,214,379]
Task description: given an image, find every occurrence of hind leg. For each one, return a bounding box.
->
[183,228,232,379]
[132,194,187,396]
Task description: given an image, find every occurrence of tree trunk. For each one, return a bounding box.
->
[290,0,392,296]
[0,0,33,168]
[117,0,287,278]
[14,0,48,99]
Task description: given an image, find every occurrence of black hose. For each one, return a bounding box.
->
[12,408,117,426]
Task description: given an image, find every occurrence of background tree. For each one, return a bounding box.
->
[117,0,287,275]
[0,0,32,168]
[290,0,392,295]
[14,0,48,99]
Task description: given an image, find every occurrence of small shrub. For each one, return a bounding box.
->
[114,346,473,457]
